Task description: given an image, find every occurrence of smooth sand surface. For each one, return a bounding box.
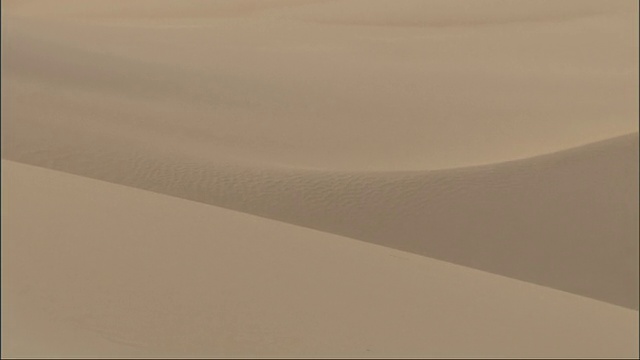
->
[2,0,638,170]
[2,160,638,358]
[2,0,639,357]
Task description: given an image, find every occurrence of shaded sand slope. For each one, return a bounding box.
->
[2,0,639,309]
[3,0,638,170]
[4,108,638,309]
[2,160,638,358]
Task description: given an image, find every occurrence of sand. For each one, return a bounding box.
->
[2,160,639,358]
[2,0,638,358]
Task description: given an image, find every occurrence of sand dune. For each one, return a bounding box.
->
[2,160,638,358]
[5,119,639,308]
[2,0,638,356]
[3,0,637,170]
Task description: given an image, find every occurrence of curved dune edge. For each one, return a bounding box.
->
[3,1,638,171]
[2,159,638,358]
[3,132,639,310]
[2,0,637,310]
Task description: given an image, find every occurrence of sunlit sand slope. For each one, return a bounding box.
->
[3,0,637,170]
[2,160,638,358]
[2,0,638,309]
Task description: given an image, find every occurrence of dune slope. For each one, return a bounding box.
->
[2,0,638,311]
[2,2,639,355]
[2,160,638,358]
[5,123,638,309]
[3,0,638,170]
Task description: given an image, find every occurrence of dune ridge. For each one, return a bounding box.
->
[4,121,639,309]
[2,159,638,358]
[2,0,638,308]
[3,0,637,170]
[2,1,639,355]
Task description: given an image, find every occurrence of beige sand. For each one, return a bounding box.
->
[2,0,638,170]
[2,0,638,357]
[2,160,638,358]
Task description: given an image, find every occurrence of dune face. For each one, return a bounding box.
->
[2,0,638,170]
[2,160,639,358]
[4,128,639,309]
[2,0,638,357]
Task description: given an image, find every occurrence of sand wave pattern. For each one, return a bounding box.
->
[4,124,639,309]
[2,1,639,356]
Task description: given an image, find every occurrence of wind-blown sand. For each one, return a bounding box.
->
[2,0,638,357]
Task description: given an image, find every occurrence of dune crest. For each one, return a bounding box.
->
[3,160,638,358]
[2,0,638,309]
[3,0,638,170]
[2,0,638,356]
[5,123,638,308]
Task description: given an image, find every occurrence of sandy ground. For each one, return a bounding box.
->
[3,160,639,358]
[2,0,638,358]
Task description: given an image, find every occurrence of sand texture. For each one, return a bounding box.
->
[2,0,639,358]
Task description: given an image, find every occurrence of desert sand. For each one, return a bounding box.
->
[3,160,639,358]
[2,0,639,358]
